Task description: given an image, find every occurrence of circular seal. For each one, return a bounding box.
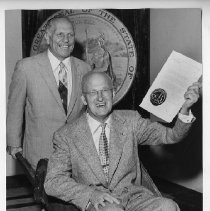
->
[30,9,137,105]
[150,88,167,106]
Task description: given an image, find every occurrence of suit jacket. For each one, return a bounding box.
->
[44,110,192,210]
[6,51,91,169]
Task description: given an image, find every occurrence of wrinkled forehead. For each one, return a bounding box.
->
[84,73,113,91]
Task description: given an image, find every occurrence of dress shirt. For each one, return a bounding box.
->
[178,110,196,123]
[86,113,111,155]
[48,49,72,106]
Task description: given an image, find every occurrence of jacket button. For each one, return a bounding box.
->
[122,187,128,194]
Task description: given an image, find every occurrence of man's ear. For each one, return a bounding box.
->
[44,31,50,45]
[81,95,87,105]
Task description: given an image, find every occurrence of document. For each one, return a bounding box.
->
[140,51,202,122]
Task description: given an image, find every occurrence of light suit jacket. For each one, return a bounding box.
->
[44,110,192,210]
[6,51,91,169]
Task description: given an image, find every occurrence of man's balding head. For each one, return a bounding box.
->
[82,71,113,94]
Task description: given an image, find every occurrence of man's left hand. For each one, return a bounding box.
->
[180,82,202,115]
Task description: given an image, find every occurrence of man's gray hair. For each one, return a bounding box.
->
[45,16,75,34]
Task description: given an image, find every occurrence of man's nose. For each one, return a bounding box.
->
[97,91,103,101]
[63,35,70,42]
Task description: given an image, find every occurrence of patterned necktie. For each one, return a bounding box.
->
[99,123,109,182]
[58,62,68,115]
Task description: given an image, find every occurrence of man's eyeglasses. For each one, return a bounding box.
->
[83,88,113,97]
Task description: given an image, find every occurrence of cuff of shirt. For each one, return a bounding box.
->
[178,110,196,123]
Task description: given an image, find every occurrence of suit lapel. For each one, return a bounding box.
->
[67,57,80,117]
[108,112,125,184]
[73,112,126,186]
[36,52,66,115]
[73,114,108,186]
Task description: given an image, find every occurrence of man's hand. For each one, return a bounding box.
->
[90,190,121,211]
[7,146,22,159]
[180,82,202,115]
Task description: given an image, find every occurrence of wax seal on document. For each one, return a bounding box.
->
[30,9,137,105]
[150,88,167,106]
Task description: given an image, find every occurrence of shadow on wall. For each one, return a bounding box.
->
[139,96,202,183]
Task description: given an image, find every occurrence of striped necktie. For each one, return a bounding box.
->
[99,123,109,182]
[58,62,68,115]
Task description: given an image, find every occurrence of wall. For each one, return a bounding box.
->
[6,10,23,176]
[149,9,202,192]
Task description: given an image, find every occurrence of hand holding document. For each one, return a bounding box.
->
[140,51,202,122]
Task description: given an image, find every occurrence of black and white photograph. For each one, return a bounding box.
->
[3,1,210,211]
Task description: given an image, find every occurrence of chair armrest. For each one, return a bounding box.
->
[15,152,50,209]
[34,158,49,209]
[15,152,35,186]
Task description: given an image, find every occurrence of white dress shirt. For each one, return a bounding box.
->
[86,113,111,155]
[178,110,196,123]
[47,49,72,106]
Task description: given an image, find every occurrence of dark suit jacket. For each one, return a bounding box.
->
[44,110,192,210]
[6,51,91,169]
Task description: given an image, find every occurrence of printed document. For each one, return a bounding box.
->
[140,51,202,122]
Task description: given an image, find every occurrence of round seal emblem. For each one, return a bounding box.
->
[30,9,137,105]
[150,88,167,106]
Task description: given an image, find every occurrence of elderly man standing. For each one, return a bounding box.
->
[44,71,201,211]
[6,16,91,170]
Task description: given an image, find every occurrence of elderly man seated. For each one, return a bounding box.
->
[44,71,201,211]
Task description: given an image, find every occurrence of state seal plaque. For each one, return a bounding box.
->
[31,9,137,104]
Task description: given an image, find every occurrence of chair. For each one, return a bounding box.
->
[16,152,79,210]
[15,152,49,210]
[16,152,161,211]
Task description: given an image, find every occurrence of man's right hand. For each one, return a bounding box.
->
[90,190,122,211]
[7,146,22,159]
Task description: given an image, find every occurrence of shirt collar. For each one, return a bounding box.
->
[86,113,111,134]
[47,49,70,72]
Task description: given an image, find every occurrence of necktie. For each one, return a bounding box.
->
[99,123,109,182]
[58,62,68,115]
